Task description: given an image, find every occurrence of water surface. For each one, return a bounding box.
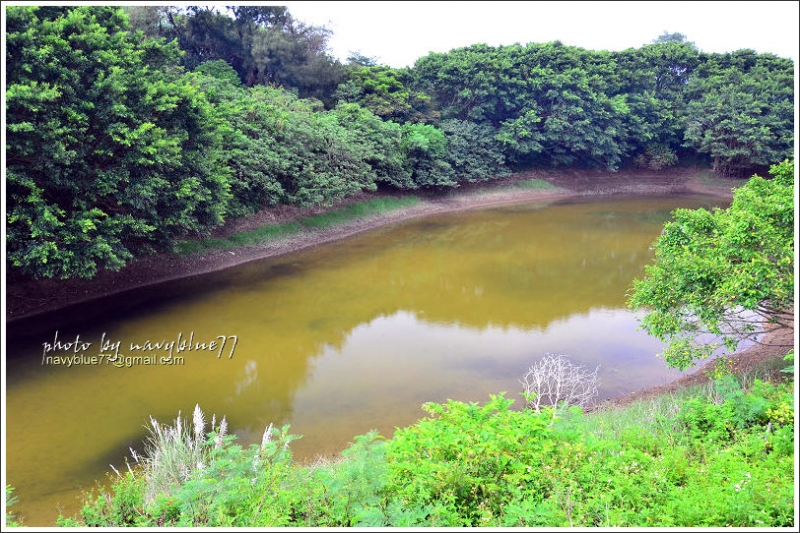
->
[5,194,726,525]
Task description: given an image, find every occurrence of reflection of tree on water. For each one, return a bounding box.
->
[254,196,723,333]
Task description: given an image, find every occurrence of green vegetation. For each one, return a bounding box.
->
[53,366,793,527]
[5,486,21,527]
[174,196,419,254]
[6,6,230,279]
[13,163,794,527]
[6,6,794,281]
[299,196,420,229]
[5,6,795,525]
[123,6,342,103]
[174,223,302,255]
[514,179,560,190]
[629,159,794,369]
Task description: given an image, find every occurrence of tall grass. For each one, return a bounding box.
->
[175,196,420,254]
[133,405,226,503]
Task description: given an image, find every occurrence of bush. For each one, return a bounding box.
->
[59,374,793,528]
[634,144,678,170]
[384,393,555,525]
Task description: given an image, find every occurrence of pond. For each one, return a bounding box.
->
[5,194,727,525]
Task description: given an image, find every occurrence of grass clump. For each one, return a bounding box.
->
[174,222,301,254]
[58,360,794,527]
[514,178,560,190]
[175,197,419,254]
[60,405,300,527]
[300,196,419,229]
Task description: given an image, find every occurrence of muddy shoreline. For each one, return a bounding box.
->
[6,167,737,323]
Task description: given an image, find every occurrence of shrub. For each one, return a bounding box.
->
[634,144,678,170]
[59,373,794,528]
[384,393,555,526]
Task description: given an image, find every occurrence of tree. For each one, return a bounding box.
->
[160,6,343,103]
[206,84,378,208]
[333,65,436,123]
[652,31,694,45]
[400,123,456,188]
[189,61,285,217]
[682,65,794,177]
[496,69,636,170]
[177,64,399,213]
[6,6,230,279]
[628,159,794,369]
[439,119,508,182]
[345,51,379,67]
[326,102,411,188]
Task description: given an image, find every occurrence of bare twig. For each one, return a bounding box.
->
[520,354,600,412]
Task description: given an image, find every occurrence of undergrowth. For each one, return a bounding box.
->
[52,367,794,527]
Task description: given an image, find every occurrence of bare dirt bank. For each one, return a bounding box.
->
[6,167,736,322]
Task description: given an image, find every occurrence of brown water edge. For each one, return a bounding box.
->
[5,167,736,322]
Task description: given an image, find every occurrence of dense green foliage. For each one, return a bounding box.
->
[6,6,794,280]
[6,6,230,278]
[124,6,343,102]
[629,159,794,369]
[333,65,436,123]
[684,56,794,177]
[54,371,793,527]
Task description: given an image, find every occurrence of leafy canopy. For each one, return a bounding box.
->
[628,159,794,369]
[6,6,230,279]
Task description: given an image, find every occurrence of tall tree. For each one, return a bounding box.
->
[161,6,343,103]
[333,65,437,123]
[682,63,794,177]
[6,6,230,279]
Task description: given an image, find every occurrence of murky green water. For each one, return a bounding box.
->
[5,194,726,525]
